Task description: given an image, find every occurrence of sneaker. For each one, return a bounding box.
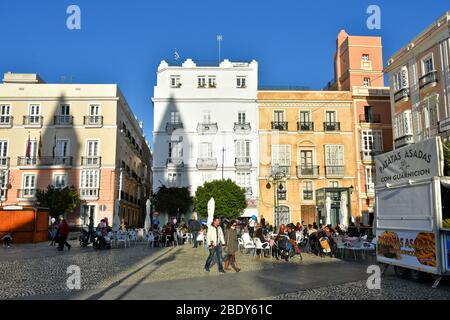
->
[219,270,226,274]
[204,267,210,272]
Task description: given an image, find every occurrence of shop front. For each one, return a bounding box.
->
[316,188,352,227]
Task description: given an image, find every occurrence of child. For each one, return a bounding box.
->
[2,232,12,248]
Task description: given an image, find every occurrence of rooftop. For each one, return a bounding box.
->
[158,58,257,70]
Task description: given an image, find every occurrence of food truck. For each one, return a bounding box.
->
[374,137,450,287]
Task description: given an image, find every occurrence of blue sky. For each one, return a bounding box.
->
[0,0,448,147]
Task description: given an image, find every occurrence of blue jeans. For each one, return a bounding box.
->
[205,246,224,271]
[191,231,199,247]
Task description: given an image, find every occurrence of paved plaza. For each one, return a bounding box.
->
[1,238,450,300]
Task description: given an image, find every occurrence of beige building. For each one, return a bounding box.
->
[0,72,152,226]
[385,11,450,147]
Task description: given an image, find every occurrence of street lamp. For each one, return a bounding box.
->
[266,164,286,228]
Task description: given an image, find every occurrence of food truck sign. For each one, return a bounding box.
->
[375,137,443,186]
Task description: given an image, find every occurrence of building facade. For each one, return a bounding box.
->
[0,73,152,226]
[258,90,358,227]
[152,59,259,223]
[385,11,450,148]
[333,30,393,223]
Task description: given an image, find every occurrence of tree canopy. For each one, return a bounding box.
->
[35,186,80,218]
[194,179,247,220]
[152,186,193,216]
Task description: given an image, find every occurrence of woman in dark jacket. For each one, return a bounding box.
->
[224,220,240,272]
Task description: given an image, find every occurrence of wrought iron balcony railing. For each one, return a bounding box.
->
[271,121,288,131]
[419,70,438,89]
[23,116,43,127]
[297,165,319,178]
[84,115,103,127]
[394,88,410,103]
[166,122,183,133]
[235,157,252,168]
[325,165,345,178]
[323,122,341,131]
[197,123,218,134]
[54,115,73,126]
[297,121,314,131]
[81,156,102,167]
[0,116,13,127]
[359,114,381,123]
[18,156,73,166]
[196,158,218,169]
[234,122,251,133]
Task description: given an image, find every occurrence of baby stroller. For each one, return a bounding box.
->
[93,229,111,250]
[317,231,333,257]
[274,235,296,261]
[79,227,90,247]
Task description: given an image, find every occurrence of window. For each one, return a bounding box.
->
[236,172,251,186]
[394,110,413,139]
[422,56,434,74]
[325,145,344,166]
[300,150,313,167]
[203,111,212,123]
[299,111,310,123]
[24,139,38,164]
[81,205,95,226]
[361,130,383,152]
[238,112,246,124]
[0,105,11,124]
[80,170,99,191]
[393,66,409,92]
[55,140,70,165]
[236,76,246,88]
[170,76,181,88]
[86,140,100,165]
[421,94,439,129]
[303,181,313,200]
[199,142,213,158]
[168,172,180,187]
[29,104,40,124]
[170,111,180,124]
[330,181,339,188]
[208,76,216,88]
[235,140,250,160]
[0,141,8,165]
[274,110,285,122]
[198,76,206,88]
[365,166,375,186]
[60,104,70,116]
[272,145,291,167]
[168,141,183,158]
[22,174,36,197]
[53,174,68,189]
[0,170,8,199]
[363,77,371,87]
[362,54,370,61]
[325,111,336,123]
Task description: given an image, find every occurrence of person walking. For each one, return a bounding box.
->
[57,218,71,251]
[205,217,226,273]
[2,232,13,248]
[224,220,240,272]
[188,215,201,248]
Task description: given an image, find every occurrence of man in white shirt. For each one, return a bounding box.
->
[205,217,226,273]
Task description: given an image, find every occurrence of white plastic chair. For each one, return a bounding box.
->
[128,230,137,246]
[335,237,347,259]
[253,237,271,257]
[116,231,129,248]
[184,233,193,244]
[238,238,244,252]
[196,232,205,247]
[242,233,256,254]
[344,240,366,260]
[107,231,116,248]
[145,232,155,247]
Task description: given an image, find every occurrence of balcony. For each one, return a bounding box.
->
[235,157,252,169]
[84,115,103,127]
[165,122,183,134]
[366,183,375,194]
[297,122,314,131]
[196,158,218,170]
[394,135,414,149]
[271,165,291,176]
[0,116,13,127]
[419,70,438,89]
[0,157,10,168]
[17,156,73,167]
[166,158,184,168]
[394,88,410,103]
[17,189,37,199]
[197,123,218,135]
[323,122,341,131]
[361,150,383,161]
[81,156,102,167]
[303,190,314,201]
[23,116,43,127]
[271,121,288,131]
[359,114,381,124]
[297,165,319,178]
[438,117,450,133]
[234,122,251,133]
[54,115,73,126]
[80,188,99,200]
[325,165,345,178]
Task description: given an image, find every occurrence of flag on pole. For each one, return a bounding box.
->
[25,133,31,159]
[38,133,42,160]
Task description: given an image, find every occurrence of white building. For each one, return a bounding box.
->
[152,59,259,222]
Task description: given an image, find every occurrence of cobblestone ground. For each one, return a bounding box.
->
[1,239,449,300]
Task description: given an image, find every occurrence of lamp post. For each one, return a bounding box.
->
[265,164,286,229]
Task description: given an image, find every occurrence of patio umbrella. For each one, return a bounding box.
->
[340,193,349,229]
[112,199,120,232]
[325,195,332,226]
[207,197,215,227]
[144,199,151,232]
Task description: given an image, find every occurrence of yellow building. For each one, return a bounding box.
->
[258,90,359,227]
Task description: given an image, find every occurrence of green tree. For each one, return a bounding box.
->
[152,186,193,217]
[444,142,450,176]
[194,179,246,220]
[36,186,80,218]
